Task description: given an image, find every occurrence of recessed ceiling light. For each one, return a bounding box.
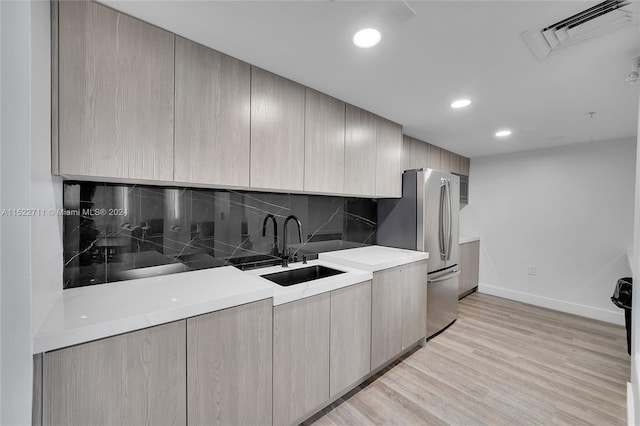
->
[353,28,381,48]
[495,130,512,137]
[451,99,471,108]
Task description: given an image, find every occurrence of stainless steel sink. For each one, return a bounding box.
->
[261,265,345,287]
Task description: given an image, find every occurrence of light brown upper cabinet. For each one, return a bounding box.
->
[250,67,305,191]
[376,117,403,197]
[439,148,450,172]
[460,156,470,176]
[449,152,461,174]
[402,135,412,171]
[304,89,346,194]
[56,1,174,181]
[427,144,441,170]
[409,137,429,171]
[345,105,377,197]
[174,37,251,187]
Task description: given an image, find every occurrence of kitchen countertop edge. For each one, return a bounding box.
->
[459,235,480,244]
[33,267,274,354]
[319,245,429,271]
[34,245,430,353]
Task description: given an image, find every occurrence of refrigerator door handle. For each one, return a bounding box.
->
[438,179,447,260]
[428,269,460,283]
[446,178,453,261]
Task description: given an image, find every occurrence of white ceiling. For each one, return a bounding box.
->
[101,0,640,158]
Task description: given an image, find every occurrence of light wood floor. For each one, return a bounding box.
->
[305,292,630,426]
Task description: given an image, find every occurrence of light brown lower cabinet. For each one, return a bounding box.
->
[329,280,372,397]
[187,299,272,425]
[39,265,427,426]
[371,261,428,370]
[43,320,187,426]
[40,299,273,426]
[273,280,373,425]
[401,260,428,349]
[371,267,403,370]
[273,293,331,426]
[459,240,480,298]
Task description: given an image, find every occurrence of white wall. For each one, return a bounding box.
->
[30,0,63,335]
[1,1,34,423]
[630,95,640,425]
[460,137,636,325]
[0,1,3,418]
[0,1,61,424]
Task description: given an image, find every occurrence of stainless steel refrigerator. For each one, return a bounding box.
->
[377,168,459,338]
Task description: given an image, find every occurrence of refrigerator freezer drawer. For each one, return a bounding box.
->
[427,270,459,338]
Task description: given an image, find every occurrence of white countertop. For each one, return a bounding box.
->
[319,245,429,272]
[33,267,273,354]
[245,259,373,306]
[34,245,429,353]
[459,235,480,244]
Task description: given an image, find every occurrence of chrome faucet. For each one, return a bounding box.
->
[282,215,303,267]
[262,214,279,257]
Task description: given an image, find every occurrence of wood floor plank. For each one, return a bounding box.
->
[307,293,629,426]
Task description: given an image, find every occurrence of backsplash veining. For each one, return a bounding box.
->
[63,182,377,288]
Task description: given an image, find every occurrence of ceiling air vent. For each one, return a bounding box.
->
[522,0,638,61]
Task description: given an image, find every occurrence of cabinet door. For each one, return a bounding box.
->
[402,135,412,172]
[449,152,461,175]
[427,144,441,170]
[410,138,429,171]
[376,117,403,197]
[459,241,480,296]
[58,1,174,180]
[440,149,451,173]
[250,67,305,191]
[470,241,480,287]
[304,89,346,193]
[187,299,272,426]
[330,281,372,397]
[460,156,470,176]
[401,260,428,349]
[345,105,377,196]
[43,321,186,426]
[273,293,330,425]
[174,37,251,187]
[371,267,403,370]
[458,243,467,296]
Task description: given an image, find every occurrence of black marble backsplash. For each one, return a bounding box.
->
[63,182,377,288]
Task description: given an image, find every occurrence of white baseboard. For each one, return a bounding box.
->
[628,382,634,426]
[478,283,625,325]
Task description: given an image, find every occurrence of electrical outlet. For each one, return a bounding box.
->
[528,265,537,276]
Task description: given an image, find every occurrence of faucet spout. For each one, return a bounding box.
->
[262,214,279,256]
[282,215,303,267]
